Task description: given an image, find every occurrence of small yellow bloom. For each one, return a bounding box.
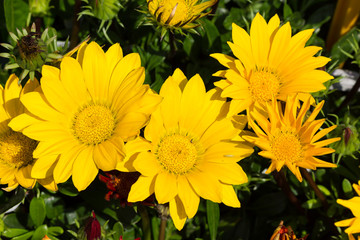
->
[9,42,162,191]
[244,95,339,181]
[336,181,360,238]
[211,13,333,115]
[147,0,217,30]
[124,69,253,230]
[0,74,57,191]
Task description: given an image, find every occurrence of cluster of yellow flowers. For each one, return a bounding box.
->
[0,12,347,231]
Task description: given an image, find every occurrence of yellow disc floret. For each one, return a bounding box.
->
[72,104,116,145]
[270,130,304,164]
[0,130,37,169]
[248,68,281,104]
[156,133,200,175]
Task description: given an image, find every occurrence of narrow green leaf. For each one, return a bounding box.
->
[47,226,64,236]
[206,200,220,240]
[12,231,34,240]
[3,228,28,238]
[29,197,46,227]
[4,0,29,33]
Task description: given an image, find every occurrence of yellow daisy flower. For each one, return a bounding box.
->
[211,13,333,115]
[336,181,360,238]
[9,42,162,191]
[0,74,57,191]
[244,95,339,181]
[124,69,253,230]
[147,0,217,30]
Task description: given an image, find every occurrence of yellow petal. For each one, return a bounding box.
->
[82,42,108,101]
[31,155,58,178]
[169,196,187,230]
[15,166,36,189]
[155,172,178,204]
[178,176,199,218]
[53,144,83,183]
[133,152,161,177]
[4,74,22,118]
[72,146,98,191]
[187,170,221,203]
[221,184,240,208]
[128,175,155,202]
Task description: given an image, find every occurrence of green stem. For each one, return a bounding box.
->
[159,217,167,240]
[138,205,151,240]
[300,168,329,209]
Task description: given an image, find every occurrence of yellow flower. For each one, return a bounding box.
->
[244,95,339,181]
[336,181,360,237]
[124,69,253,230]
[147,0,217,30]
[211,13,333,115]
[0,74,57,191]
[9,42,162,191]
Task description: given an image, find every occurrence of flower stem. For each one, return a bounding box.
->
[159,217,167,240]
[272,171,305,214]
[138,205,151,240]
[70,0,82,49]
[300,168,329,209]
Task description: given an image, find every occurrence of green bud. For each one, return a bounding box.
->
[29,0,52,17]
[331,115,360,157]
[13,32,48,71]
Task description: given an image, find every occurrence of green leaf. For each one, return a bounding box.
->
[12,231,34,240]
[47,226,64,236]
[317,185,331,197]
[203,19,220,50]
[206,200,220,240]
[4,0,29,33]
[112,221,124,240]
[283,3,293,19]
[3,228,28,238]
[302,199,322,209]
[342,179,353,196]
[3,213,26,229]
[58,180,79,197]
[0,187,26,214]
[31,225,48,240]
[29,197,46,227]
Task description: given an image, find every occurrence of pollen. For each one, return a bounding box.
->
[155,0,189,25]
[0,130,37,169]
[270,130,304,164]
[72,104,116,145]
[248,67,281,104]
[156,133,200,175]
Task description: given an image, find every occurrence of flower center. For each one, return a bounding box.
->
[248,67,281,104]
[270,130,304,164]
[155,0,189,25]
[72,104,116,145]
[0,130,37,169]
[156,133,200,175]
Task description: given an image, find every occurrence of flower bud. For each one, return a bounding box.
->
[29,0,52,17]
[78,211,101,240]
